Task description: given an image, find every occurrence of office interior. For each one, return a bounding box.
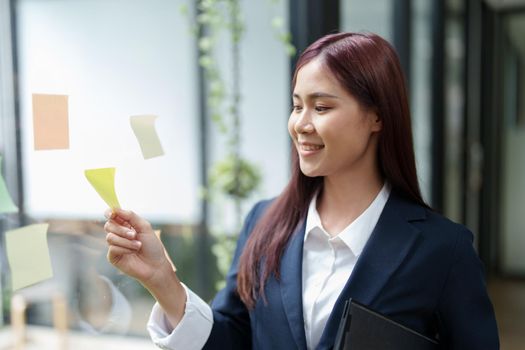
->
[0,0,524,348]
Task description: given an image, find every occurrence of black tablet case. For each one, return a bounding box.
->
[333,299,440,350]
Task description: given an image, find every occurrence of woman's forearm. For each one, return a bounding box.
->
[143,262,187,330]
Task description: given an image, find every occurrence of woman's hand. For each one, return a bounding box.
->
[103,208,170,288]
[103,208,187,328]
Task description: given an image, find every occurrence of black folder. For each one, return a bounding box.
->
[333,299,439,350]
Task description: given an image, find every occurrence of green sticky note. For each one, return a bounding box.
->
[130,115,164,159]
[85,167,121,209]
[0,155,18,214]
[6,223,53,291]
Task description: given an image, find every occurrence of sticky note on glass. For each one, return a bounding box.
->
[85,167,121,209]
[32,93,70,150]
[130,115,164,159]
[0,155,18,213]
[6,223,53,291]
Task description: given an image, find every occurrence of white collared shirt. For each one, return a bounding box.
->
[302,183,390,349]
[148,283,213,350]
[147,184,390,350]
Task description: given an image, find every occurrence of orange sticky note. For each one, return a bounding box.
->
[32,93,70,150]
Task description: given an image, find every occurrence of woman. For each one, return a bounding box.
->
[103,32,499,349]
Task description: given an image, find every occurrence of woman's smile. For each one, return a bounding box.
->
[298,141,325,156]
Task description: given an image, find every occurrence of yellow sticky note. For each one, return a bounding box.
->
[85,167,121,209]
[130,115,164,159]
[6,223,53,291]
[32,94,70,150]
[0,155,18,214]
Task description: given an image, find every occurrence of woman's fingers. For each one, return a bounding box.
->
[104,208,114,220]
[113,215,132,229]
[104,220,137,239]
[104,209,133,229]
[106,208,152,233]
[107,244,135,256]
[105,209,133,229]
[107,245,136,264]
[106,232,142,251]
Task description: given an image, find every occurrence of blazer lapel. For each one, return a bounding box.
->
[280,219,308,350]
[317,193,426,349]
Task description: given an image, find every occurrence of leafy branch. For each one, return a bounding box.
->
[182,0,294,290]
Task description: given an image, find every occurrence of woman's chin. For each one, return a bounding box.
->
[299,165,323,178]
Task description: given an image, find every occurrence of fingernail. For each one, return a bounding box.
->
[126,231,135,239]
[133,241,142,249]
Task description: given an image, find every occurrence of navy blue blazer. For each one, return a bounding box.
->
[204,192,499,349]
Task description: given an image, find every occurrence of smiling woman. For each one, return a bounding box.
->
[289,58,382,183]
[104,32,499,350]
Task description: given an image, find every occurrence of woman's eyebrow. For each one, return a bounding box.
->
[292,92,339,100]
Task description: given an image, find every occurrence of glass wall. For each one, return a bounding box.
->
[0,0,290,344]
[16,0,200,222]
[13,0,199,336]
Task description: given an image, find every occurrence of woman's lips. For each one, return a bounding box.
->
[298,142,325,156]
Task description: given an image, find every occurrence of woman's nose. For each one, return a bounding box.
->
[294,112,314,134]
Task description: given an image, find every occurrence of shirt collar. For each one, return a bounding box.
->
[305,193,323,240]
[304,183,391,256]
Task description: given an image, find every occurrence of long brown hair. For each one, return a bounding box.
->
[237,32,427,308]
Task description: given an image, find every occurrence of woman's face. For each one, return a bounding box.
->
[288,58,382,180]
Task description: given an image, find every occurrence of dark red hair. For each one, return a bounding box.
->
[237,32,427,308]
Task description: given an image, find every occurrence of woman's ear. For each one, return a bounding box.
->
[369,111,383,132]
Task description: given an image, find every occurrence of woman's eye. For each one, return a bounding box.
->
[315,106,330,112]
[292,105,303,112]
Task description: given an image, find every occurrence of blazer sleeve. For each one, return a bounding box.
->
[436,227,500,350]
[203,200,268,349]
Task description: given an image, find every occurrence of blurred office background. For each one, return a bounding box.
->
[0,0,524,348]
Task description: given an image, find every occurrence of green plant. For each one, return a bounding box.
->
[209,155,261,200]
[183,0,294,291]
